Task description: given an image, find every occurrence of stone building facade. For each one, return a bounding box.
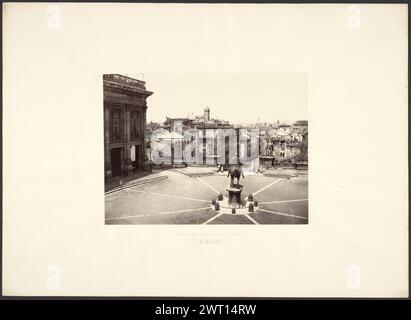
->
[103,74,153,180]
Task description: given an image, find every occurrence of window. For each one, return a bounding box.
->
[130,111,140,139]
[111,109,122,141]
[280,152,285,157]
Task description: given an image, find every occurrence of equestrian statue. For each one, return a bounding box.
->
[227,163,245,188]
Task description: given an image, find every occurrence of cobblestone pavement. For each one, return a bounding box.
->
[105,169,308,224]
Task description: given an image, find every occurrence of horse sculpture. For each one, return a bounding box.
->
[227,164,245,188]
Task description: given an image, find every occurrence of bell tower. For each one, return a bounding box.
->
[204,106,210,122]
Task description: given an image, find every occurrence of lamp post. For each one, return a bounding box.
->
[147,141,152,173]
[150,145,152,173]
[147,141,153,173]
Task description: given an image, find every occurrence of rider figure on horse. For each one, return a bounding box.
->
[227,161,245,188]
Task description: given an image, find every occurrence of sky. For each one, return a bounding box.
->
[128,73,308,125]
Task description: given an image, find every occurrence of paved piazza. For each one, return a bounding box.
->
[105,170,308,224]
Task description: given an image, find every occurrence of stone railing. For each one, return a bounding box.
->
[103,74,146,90]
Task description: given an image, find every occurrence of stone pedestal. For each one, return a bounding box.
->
[226,184,243,208]
[211,183,258,215]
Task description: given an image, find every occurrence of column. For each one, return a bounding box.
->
[141,108,146,170]
[124,107,132,175]
[104,105,112,179]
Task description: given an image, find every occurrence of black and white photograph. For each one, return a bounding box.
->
[104,74,308,224]
[2,3,408,299]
